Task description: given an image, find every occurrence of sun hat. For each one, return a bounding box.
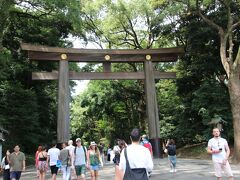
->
[90,141,97,146]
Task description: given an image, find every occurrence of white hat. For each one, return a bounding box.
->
[90,141,97,146]
[76,138,81,142]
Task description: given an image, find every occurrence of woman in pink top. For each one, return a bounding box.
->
[35,145,42,178]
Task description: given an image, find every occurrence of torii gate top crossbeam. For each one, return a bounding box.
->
[21,43,184,62]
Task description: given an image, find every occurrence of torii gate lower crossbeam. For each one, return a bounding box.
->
[21,43,184,158]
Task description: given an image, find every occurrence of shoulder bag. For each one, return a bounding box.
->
[123,148,148,180]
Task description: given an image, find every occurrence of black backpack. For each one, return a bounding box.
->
[167,145,176,156]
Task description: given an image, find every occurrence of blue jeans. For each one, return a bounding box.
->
[168,155,177,168]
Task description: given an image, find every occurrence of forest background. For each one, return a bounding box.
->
[0,0,240,163]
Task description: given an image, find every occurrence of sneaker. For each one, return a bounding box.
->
[174,169,177,173]
[169,169,174,173]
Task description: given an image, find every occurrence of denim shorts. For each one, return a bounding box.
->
[10,171,22,180]
[90,165,99,171]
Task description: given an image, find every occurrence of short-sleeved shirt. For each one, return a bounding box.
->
[74,146,87,166]
[119,144,153,173]
[47,147,60,166]
[208,137,228,163]
[59,148,69,165]
[113,145,120,154]
[9,152,25,171]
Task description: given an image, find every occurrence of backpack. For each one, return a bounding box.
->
[167,145,176,156]
[143,142,152,155]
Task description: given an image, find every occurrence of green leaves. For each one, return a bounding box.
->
[70,77,146,144]
[80,0,172,49]
[0,0,82,153]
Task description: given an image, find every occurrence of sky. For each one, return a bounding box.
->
[71,37,98,96]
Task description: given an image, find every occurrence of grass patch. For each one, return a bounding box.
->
[176,142,211,160]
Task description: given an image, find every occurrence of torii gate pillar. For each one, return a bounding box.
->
[144,61,161,158]
[57,59,70,143]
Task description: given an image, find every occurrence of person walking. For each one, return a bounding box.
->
[8,145,26,180]
[207,128,234,180]
[66,140,75,180]
[35,146,42,178]
[86,141,103,180]
[47,142,60,180]
[107,145,112,162]
[37,146,48,180]
[119,128,153,180]
[114,139,127,180]
[1,150,11,180]
[59,142,71,180]
[72,138,88,180]
[113,140,120,161]
[140,135,153,157]
[98,143,105,165]
[165,139,177,173]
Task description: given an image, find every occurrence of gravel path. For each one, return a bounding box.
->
[16,158,240,179]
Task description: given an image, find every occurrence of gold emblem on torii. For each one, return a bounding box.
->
[61,54,68,60]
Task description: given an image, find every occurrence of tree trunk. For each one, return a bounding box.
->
[228,72,240,163]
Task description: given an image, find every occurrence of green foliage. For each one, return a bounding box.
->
[80,0,175,49]
[71,77,146,145]
[0,81,40,153]
[172,1,238,144]
[0,0,81,154]
[157,79,182,139]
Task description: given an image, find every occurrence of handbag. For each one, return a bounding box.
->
[123,148,148,180]
[56,159,62,168]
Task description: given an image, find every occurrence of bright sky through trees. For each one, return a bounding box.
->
[71,37,95,96]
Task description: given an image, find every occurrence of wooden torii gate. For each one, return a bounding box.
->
[21,43,184,158]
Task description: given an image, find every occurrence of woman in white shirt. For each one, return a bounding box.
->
[1,150,10,180]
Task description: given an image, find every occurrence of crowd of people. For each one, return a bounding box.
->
[38,138,104,180]
[0,127,235,180]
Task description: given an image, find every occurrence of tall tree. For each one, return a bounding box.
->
[152,0,240,162]
[80,0,173,49]
[193,0,240,163]
[0,0,82,152]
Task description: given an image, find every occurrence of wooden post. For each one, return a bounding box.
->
[144,60,162,158]
[103,62,111,72]
[57,59,70,143]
